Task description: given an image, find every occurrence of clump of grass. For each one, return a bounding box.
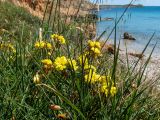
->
[0,0,160,120]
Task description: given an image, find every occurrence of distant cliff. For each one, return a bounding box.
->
[99,4,143,9]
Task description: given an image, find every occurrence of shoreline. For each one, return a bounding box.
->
[119,50,160,89]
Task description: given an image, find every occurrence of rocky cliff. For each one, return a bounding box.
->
[4,0,94,19]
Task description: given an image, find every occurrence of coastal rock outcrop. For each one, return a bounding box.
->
[128,52,144,59]
[123,32,136,40]
[102,43,115,54]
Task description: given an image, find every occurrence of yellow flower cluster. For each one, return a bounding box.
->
[100,81,117,97]
[83,59,101,84]
[100,75,117,97]
[79,54,100,83]
[100,83,108,96]
[84,70,101,83]
[54,56,68,71]
[33,33,117,98]
[0,43,16,53]
[54,56,78,71]
[88,40,101,49]
[110,87,117,96]
[34,41,52,49]
[41,59,53,70]
[87,40,101,57]
[84,68,117,97]
[51,34,66,44]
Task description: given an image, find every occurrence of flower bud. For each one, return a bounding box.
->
[57,113,68,119]
[33,73,40,84]
[50,105,61,110]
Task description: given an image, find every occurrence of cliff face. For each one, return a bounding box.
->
[0,0,96,38]
[6,0,93,19]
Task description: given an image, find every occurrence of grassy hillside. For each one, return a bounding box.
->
[0,1,40,41]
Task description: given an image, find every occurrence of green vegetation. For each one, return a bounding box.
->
[0,1,40,41]
[0,1,160,120]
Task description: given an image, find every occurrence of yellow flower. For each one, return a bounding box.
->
[34,41,45,48]
[33,73,40,84]
[46,43,52,49]
[51,34,59,39]
[90,47,101,55]
[100,81,117,97]
[67,59,78,71]
[54,56,67,71]
[34,41,53,49]
[95,42,101,49]
[99,75,106,83]
[87,40,102,57]
[88,40,101,49]
[100,84,108,96]
[8,44,16,53]
[34,42,40,48]
[39,41,45,48]
[41,59,53,72]
[99,75,114,97]
[51,34,66,44]
[41,59,53,66]
[58,35,65,44]
[0,43,16,53]
[88,40,94,48]
[48,52,51,56]
[110,86,117,96]
[84,71,101,83]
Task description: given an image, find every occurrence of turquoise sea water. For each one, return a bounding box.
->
[96,6,160,57]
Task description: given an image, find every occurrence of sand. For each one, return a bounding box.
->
[119,51,160,89]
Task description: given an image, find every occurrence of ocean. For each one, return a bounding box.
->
[96,6,160,58]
